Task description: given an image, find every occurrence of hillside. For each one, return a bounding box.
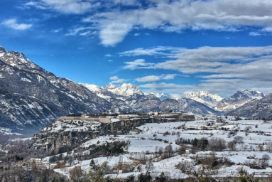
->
[0,46,110,134]
[216,90,264,112]
[228,94,272,119]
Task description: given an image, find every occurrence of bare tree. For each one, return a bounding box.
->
[70,166,83,182]
[228,140,236,151]
[266,142,272,152]
[208,138,226,151]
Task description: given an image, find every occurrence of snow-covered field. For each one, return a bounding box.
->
[39,115,272,180]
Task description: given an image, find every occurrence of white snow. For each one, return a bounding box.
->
[20,77,32,82]
[106,83,143,97]
[36,115,272,180]
[184,90,223,108]
[42,119,101,133]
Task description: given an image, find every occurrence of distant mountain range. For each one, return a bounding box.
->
[184,90,223,108]
[81,83,266,114]
[0,46,271,135]
[81,83,218,115]
[228,94,272,119]
[215,90,264,111]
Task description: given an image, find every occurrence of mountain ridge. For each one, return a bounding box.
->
[227,93,272,119]
[0,46,111,135]
[184,90,223,108]
[216,90,264,111]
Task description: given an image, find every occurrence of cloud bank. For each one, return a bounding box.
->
[122,46,272,96]
[94,0,272,46]
[26,0,272,46]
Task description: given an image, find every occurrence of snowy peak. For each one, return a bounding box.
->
[82,83,143,97]
[106,83,143,97]
[185,90,223,102]
[0,47,39,71]
[81,83,102,93]
[227,93,272,119]
[184,90,223,108]
[235,89,264,100]
[81,83,144,101]
[145,92,168,100]
[216,89,264,111]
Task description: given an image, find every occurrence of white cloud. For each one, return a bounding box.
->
[29,0,138,15]
[262,26,272,32]
[51,28,62,33]
[65,26,96,36]
[140,82,184,89]
[124,45,272,96]
[123,59,155,70]
[124,46,272,73]
[154,46,272,74]
[139,82,194,96]
[110,75,126,83]
[120,46,179,57]
[90,0,272,45]
[139,78,272,97]
[198,78,272,96]
[26,0,272,45]
[25,1,47,10]
[1,19,32,30]
[99,22,133,46]
[162,74,176,80]
[249,32,262,36]
[136,75,160,82]
[105,54,112,57]
[25,0,95,14]
[136,74,176,82]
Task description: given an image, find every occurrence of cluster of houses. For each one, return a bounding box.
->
[60,112,195,124]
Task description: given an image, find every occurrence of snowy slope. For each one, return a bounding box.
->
[0,46,110,135]
[33,116,272,180]
[216,90,264,111]
[184,90,223,108]
[106,83,143,97]
[228,93,272,119]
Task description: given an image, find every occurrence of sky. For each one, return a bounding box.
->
[0,0,272,97]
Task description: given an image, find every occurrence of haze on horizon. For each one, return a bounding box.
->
[0,0,272,97]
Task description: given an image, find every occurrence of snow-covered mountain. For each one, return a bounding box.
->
[216,90,264,112]
[81,83,220,114]
[81,83,144,100]
[106,83,143,97]
[228,93,272,119]
[0,46,110,135]
[184,90,223,108]
[159,98,219,115]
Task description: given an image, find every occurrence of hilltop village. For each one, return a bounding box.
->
[32,112,195,153]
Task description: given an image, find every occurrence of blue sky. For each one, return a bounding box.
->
[1,0,272,97]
